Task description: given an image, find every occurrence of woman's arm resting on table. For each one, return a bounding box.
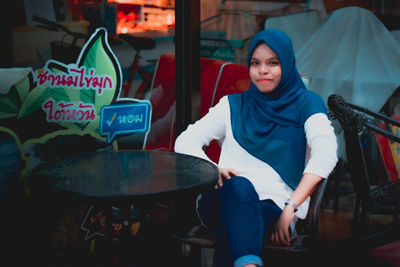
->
[174,97,240,189]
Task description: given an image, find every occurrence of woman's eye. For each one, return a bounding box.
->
[250,61,258,66]
[269,61,279,66]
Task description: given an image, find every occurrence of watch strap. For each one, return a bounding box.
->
[284,198,298,212]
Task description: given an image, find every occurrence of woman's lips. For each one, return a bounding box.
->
[258,78,272,83]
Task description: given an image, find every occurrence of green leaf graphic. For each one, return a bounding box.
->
[0,86,19,119]
[81,29,117,109]
[18,84,70,119]
[17,65,71,119]
[15,72,33,102]
[78,29,118,130]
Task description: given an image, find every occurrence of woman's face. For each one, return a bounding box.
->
[249,43,282,94]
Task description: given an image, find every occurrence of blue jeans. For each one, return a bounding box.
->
[198,176,282,267]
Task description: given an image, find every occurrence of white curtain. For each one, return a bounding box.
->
[392,29,400,45]
[296,6,400,159]
[296,6,400,113]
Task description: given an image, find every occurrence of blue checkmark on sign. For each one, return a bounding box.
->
[100,101,151,144]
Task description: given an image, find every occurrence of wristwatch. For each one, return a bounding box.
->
[284,198,298,212]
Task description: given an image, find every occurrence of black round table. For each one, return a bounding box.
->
[30,150,219,203]
[29,150,219,266]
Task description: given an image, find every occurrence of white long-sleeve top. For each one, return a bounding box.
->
[174,96,338,219]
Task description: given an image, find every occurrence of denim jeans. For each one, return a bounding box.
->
[198,176,282,267]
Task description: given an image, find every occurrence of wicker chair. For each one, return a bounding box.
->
[327,94,400,248]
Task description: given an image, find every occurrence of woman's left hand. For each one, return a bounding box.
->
[271,205,296,246]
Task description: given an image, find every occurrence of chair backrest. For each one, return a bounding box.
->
[145,53,230,152]
[296,178,328,241]
[145,52,177,151]
[201,63,251,163]
[375,118,400,182]
[263,177,328,252]
[388,114,400,180]
[200,59,232,118]
[149,52,177,124]
[327,94,400,216]
[206,63,250,111]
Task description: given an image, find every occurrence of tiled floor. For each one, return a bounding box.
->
[318,184,400,267]
[319,189,356,241]
[320,182,398,239]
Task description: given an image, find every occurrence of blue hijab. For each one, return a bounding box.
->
[228,29,327,190]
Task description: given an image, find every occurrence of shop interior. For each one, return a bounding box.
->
[1,0,400,266]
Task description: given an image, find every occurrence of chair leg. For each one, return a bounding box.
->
[351,193,363,238]
[392,214,400,224]
[200,247,214,267]
[183,245,202,267]
[333,175,340,212]
[353,193,361,225]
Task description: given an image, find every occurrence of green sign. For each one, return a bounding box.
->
[0,28,151,177]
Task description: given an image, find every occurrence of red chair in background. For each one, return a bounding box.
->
[375,114,400,182]
[199,60,233,118]
[145,52,177,151]
[145,53,230,152]
[201,63,250,163]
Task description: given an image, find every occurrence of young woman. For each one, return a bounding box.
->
[174,29,338,267]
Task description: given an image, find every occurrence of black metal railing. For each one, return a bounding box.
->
[328,94,400,143]
[328,94,400,227]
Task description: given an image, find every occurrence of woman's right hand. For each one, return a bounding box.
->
[215,168,238,189]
